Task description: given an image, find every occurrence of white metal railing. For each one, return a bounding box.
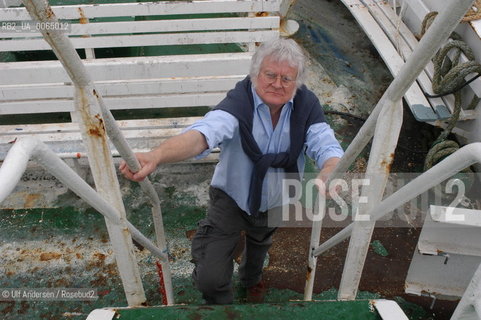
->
[303,0,477,305]
[99,95,174,305]
[312,142,481,255]
[0,136,173,303]
[2,0,174,306]
[0,138,168,263]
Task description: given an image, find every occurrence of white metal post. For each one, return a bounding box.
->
[74,87,147,305]
[22,0,148,306]
[303,196,325,300]
[97,96,174,305]
[338,99,403,300]
[303,0,476,301]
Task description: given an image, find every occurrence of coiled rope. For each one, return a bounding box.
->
[462,0,481,22]
[420,12,481,195]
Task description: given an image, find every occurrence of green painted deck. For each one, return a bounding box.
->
[112,300,382,320]
[0,188,427,319]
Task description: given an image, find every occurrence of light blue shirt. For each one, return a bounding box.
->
[185,88,344,215]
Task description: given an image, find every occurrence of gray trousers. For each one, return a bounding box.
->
[191,187,276,304]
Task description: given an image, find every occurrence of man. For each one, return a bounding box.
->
[120,38,343,304]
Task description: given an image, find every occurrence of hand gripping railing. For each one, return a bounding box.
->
[303,0,476,302]
[14,0,174,305]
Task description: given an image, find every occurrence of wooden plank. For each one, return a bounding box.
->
[0,116,220,161]
[0,133,221,161]
[401,0,432,30]
[364,0,452,121]
[0,0,282,21]
[0,52,253,85]
[0,92,226,114]
[374,1,460,118]
[340,0,433,116]
[367,1,440,96]
[471,18,481,38]
[0,1,275,164]
[0,16,280,39]
[0,77,243,101]
[0,30,279,52]
[0,0,22,7]
[2,127,186,143]
[0,117,203,136]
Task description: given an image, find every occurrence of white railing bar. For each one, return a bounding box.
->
[0,137,168,263]
[26,0,146,305]
[338,98,403,300]
[95,94,165,244]
[22,0,174,305]
[303,196,325,301]
[312,142,481,257]
[21,0,167,251]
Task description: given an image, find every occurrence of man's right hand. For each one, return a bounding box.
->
[119,130,208,182]
[119,152,158,182]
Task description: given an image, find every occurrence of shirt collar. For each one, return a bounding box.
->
[251,86,295,111]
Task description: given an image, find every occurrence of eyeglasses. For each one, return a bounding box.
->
[261,71,296,88]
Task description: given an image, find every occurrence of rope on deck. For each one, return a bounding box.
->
[420,12,481,194]
[462,0,481,22]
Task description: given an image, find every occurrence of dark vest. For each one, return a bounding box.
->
[215,76,325,215]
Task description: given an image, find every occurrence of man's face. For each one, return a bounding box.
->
[254,57,298,109]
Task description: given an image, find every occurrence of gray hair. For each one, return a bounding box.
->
[249,38,307,88]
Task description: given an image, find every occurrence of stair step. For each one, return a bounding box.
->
[405,250,481,298]
[86,300,409,320]
[430,205,481,227]
[417,205,481,256]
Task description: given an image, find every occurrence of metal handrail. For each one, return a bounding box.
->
[0,137,168,263]
[312,142,481,257]
[304,0,476,302]
[20,0,174,305]
[94,70,174,306]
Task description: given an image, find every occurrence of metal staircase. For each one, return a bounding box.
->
[406,205,481,301]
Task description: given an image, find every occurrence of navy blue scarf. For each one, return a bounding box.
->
[215,76,325,215]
